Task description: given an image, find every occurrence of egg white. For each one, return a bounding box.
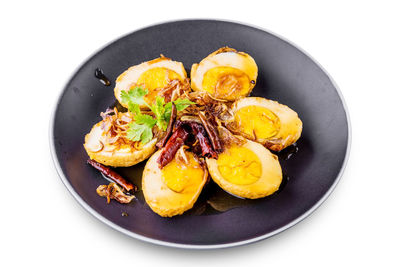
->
[84,121,157,167]
[191,47,258,100]
[206,139,282,199]
[232,97,302,151]
[142,150,208,217]
[114,57,187,108]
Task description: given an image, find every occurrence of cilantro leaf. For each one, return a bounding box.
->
[120,87,150,108]
[151,97,168,130]
[140,127,154,144]
[127,102,141,116]
[163,102,172,120]
[120,86,194,144]
[126,123,145,141]
[120,87,156,144]
[126,123,153,144]
[135,113,157,126]
[163,98,195,123]
[173,98,195,111]
[127,114,156,144]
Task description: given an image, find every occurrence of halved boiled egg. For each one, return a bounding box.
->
[142,150,207,217]
[84,115,157,167]
[206,139,282,199]
[231,97,302,151]
[191,47,258,101]
[114,56,187,107]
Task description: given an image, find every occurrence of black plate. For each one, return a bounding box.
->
[50,20,350,249]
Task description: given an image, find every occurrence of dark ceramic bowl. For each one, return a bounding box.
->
[50,20,351,249]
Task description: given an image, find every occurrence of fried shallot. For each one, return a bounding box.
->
[96,183,135,204]
[87,159,137,192]
[158,78,191,103]
[98,107,144,151]
[198,111,223,153]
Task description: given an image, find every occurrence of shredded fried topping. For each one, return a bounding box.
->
[96,183,135,204]
[159,78,192,103]
[217,125,246,147]
[155,86,251,166]
[180,91,234,122]
[175,145,190,166]
[99,107,144,151]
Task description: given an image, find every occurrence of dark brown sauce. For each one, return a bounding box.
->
[187,173,290,215]
[102,167,290,215]
[95,102,299,215]
[101,163,292,216]
[195,182,254,215]
[111,99,128,112]
[95,68,111,86]
[275,174,290,195]
[114,161,147,205]
[276,143,299,160]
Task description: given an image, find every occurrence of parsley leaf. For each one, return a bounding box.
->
[120,87,194,144]
[151,97,168,130]
[120,87,156,144]
[125,113,156,144]
[164,98,195,122]
[173,98,195,111]
[128,102,141,116]
[126,122,153,144]
[120,87,150,108]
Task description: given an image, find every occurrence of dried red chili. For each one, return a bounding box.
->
[87,159,137,192]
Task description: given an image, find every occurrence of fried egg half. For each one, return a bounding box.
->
[114,56,187,107]
[206,139,282,199]
[142,150,207,217]
[231,97,302,151]
[191,47,258,101]
[84,120,157,167]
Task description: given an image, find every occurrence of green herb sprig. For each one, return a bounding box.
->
[120,87,194,144]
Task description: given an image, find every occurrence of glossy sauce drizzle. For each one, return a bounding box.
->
[109,144,299,215]
[277,143,299,160]
[95,68,111,86]
[100,102,299,215]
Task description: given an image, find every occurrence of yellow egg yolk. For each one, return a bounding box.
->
[234,106,281,139]
[202,67,250,100]
[137,67,181,104]
[217,145,262,185]
[161,154,204,193]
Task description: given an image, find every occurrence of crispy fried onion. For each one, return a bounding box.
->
[217,125,246,147]
[179,91,234,124]
[98,107,143,152]
[96,182,135,204]
[158,78,192,103]
[181,92,244,143]
[175,145,190,166]
[198,111,223,153]
[157,96,247,167]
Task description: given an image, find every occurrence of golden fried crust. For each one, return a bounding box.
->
[114,57,187,108]
[142,151,207,217]
[206,140,282,199]
[232,97,303,152]
[190,47,258,100]
[83,122,157,167]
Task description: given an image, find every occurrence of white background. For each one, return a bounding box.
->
[1,0,399,266]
